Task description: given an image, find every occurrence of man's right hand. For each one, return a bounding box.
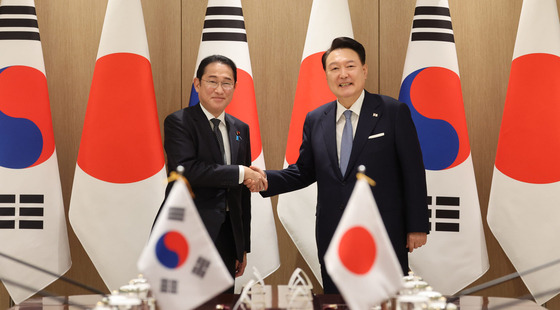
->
[243,166,267,192]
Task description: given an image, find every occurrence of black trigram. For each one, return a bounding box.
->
[427,195,460,232]
[411,6,454,43]
[168,207,185,222]
[0,5,40,41]
[192,256,211,278]
[160,278,178,294]
[202,6,247,42]
[0,194,44,229]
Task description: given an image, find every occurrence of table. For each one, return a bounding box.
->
[9,293,547,309]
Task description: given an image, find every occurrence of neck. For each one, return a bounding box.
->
[339,97,358,109]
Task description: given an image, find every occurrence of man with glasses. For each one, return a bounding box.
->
[163,55,266,292]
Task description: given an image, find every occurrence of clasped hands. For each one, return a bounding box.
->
[243,166,268,192]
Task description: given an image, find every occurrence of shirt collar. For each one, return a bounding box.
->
[336,90,365,121]
[200,103,226,123]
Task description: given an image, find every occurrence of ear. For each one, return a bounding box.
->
[193,77,201,93]
[362,63,368,79]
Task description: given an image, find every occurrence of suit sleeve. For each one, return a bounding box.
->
[262,113,317,197]
[395,103,430,234]
[164,112,239,188]
[242,124,251,253]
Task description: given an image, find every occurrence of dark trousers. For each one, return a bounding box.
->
[321,263,339,294]
[215,211,236,294]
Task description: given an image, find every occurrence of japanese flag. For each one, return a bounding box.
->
[325,175,403,309]
[487,0,560,304]
[277,0,353,285]
[69,0,166,290]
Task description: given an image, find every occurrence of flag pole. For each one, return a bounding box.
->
[0,251,106,296]
[448,257,560,302]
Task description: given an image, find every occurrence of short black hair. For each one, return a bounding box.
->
[196,55,238,82]
[321,37,366,70]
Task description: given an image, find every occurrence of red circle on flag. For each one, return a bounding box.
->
[225,69,262,161]
[338,226,377,275]
[495,53,560,184]
[286,52,336,164]
[77,53,164,183]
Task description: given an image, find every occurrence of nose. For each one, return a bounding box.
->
[214,83,226,93]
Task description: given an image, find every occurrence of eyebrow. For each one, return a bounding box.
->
[328,60,356,68]
[205,75,233,81]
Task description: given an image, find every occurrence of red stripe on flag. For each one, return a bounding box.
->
[78,53,164,183]
[225,69,262,161]
[286,52,336,164]
[495,53,560,184]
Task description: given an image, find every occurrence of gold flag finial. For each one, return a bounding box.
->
[356,165,376,186]
[167,166,195,197]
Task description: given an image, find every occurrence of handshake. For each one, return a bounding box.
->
[243,166,268,192]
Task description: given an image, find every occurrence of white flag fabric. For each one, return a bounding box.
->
[69,0,166,290]
[138,176,233,310]
[487,0,560,304]
[0,0,71,304]
[325,175,403,309]
[398,0,488,294]
[188,0,280,292]
[276,0,353,285]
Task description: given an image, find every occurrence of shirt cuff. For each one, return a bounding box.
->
[238,165,244,184]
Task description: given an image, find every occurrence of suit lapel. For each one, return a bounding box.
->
[320,102,341,179]
[193,104,224,164]
[225,114,240,164]
[345,92,383,179]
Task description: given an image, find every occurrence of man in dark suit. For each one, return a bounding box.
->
[251,37,429,293]
[163,55,266,292]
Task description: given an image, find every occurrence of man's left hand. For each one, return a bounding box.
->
[235,252,248,277]
[406,232,427,253]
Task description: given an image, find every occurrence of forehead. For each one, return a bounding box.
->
[326,48,362,66]
[202,62,234,79]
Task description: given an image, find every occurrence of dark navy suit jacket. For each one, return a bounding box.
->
[262,91,429,272]
[163,103,251,261]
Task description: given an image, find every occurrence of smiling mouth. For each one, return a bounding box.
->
[339,82,352,87]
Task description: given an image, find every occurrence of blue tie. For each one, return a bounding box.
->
[340,110,353,176]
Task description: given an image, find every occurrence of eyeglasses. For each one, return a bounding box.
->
[201,79,235,91]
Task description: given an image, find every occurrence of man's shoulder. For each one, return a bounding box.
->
[308,100,336,118]
[364,91,401,105]
[364,91,408,113]
[225,113,249,129]
[166,104,200,121]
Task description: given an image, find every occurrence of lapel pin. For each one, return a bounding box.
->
[236,131,241,141]
[372,113,379,117]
